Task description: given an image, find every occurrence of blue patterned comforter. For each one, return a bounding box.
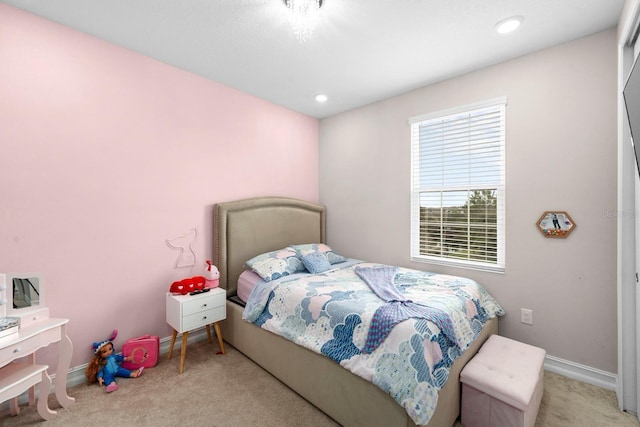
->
[243,260,504,425]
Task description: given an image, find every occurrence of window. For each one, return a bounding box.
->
[410,97,506,272]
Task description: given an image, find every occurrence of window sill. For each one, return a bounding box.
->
[410,256,505,274]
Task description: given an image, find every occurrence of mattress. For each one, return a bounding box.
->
[236,269,264,304]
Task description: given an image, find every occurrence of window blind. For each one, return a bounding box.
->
[410,97,506,272]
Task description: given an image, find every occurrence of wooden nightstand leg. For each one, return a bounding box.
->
[167,329,178,360]
[213,322,226,355]
[205,324,213,344]
[179,331,189,374]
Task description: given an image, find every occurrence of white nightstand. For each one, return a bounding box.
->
[166,287,226,373]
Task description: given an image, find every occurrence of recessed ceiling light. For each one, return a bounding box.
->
[494,15,524,34]
[315,94,328,103]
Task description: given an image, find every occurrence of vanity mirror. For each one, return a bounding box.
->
[0,273,49,327]
[12,275,40,309]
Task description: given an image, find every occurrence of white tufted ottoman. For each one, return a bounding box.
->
[460,335,545,427]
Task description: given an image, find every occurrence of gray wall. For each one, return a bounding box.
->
[319,29,618,373]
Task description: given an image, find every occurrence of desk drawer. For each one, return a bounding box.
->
[182,306,225,330]
[0,335,40,362]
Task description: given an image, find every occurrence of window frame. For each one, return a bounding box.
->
[409,97,506,273]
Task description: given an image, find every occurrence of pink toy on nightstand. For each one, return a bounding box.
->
[205,260,220,288]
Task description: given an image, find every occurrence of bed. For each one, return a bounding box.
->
[214,196,501,427]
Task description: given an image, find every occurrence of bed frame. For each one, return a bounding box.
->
[213,196,497,427]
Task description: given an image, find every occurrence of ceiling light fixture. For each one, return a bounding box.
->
[315,94,328,103]
[494,15,524,34]
[283,0,323,43]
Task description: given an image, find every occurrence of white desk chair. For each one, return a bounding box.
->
[0,363,56,421]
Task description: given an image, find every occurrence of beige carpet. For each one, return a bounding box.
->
[0,339,638,427]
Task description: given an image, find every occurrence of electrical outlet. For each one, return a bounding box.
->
[521,308,533,325]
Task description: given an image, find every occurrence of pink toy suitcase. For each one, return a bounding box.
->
[121,334,160,370]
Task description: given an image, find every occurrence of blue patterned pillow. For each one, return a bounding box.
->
[245,248,305,282]
[289,243,347,265]
[301,251,332,274]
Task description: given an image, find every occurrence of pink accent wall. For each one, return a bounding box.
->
[0,4,319,369]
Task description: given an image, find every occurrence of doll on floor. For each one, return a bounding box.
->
[85,330,144,393]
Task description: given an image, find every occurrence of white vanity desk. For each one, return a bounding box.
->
[0,273,74,419]
[0,317,75,411]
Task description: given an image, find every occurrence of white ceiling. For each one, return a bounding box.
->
[1,0,626,118]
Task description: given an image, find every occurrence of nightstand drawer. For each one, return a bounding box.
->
[182,306,225,330]
[181,293,224,316]
[166,288,227,333]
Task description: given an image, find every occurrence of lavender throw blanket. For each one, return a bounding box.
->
[354,265,460,353]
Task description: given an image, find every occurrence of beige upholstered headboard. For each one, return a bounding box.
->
[213,197,326,297]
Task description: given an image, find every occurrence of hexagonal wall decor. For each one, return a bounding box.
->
[536,211,576,238]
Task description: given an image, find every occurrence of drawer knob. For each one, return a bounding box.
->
[13,348,21,353]
[202,304,207,307]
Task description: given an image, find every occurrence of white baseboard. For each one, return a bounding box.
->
[544,354,617,391]
[62,335,620,392]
